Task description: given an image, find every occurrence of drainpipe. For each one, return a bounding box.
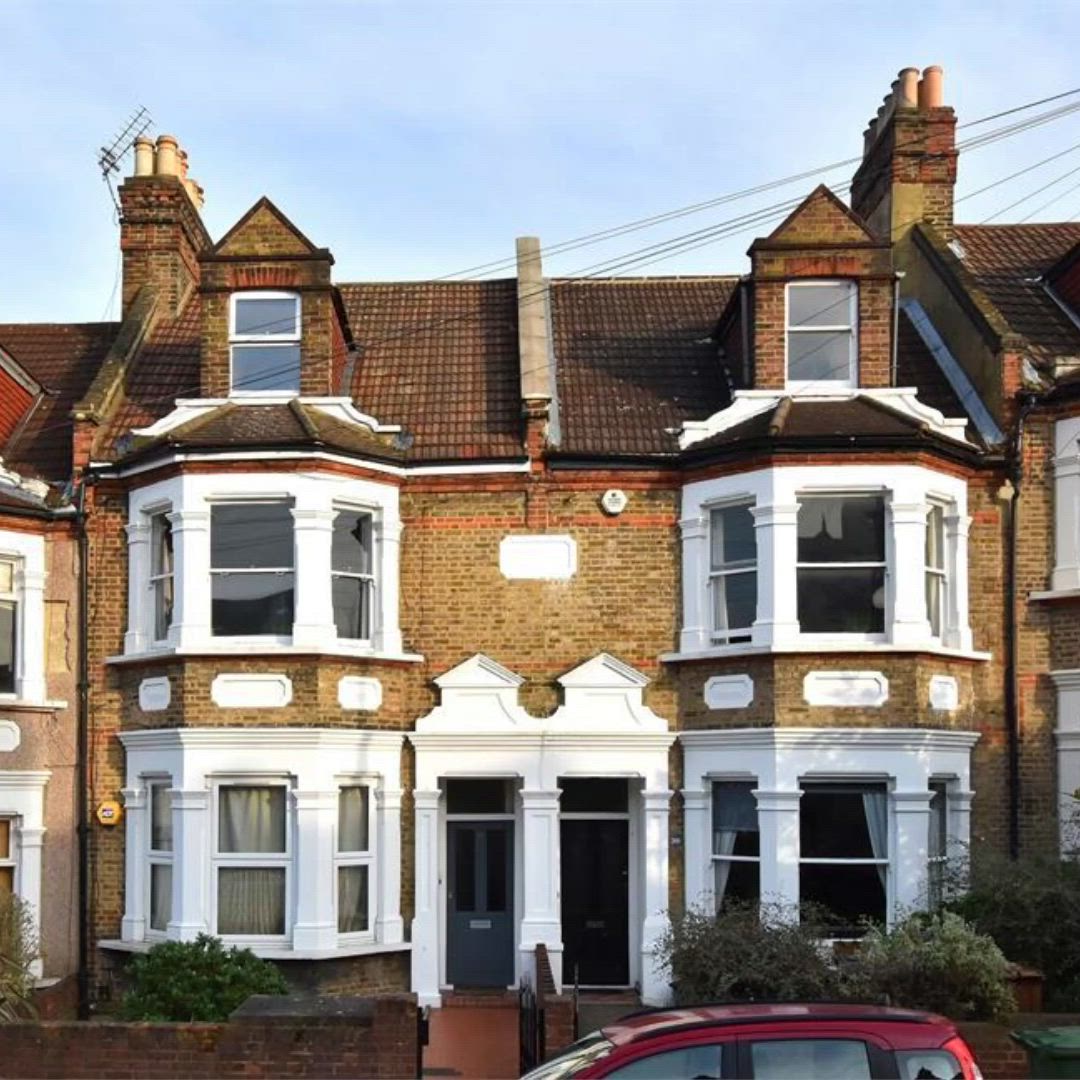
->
[890,271,905,386]
[75,474,94,1018]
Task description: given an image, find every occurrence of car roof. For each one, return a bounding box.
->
[601,1003,957,1047]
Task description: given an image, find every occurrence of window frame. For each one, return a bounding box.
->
[0,815,16,897]
[336,781,376,942]
[925,500,949,641]
[228,290,302,397]
[145,778,173,938]
[211,778,292,944]
[148,512,174,645]
[707,499,758,645]
[710,778,760,911]
[0,555,18,697]
[795,491,889,644]
[331,505,377,644]
[927,778,950,909]
[784,280,858,390]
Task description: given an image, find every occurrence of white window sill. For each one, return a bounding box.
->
[98,938,411,961]
[1030,588,1080,602]
[0,696,69,712]
[106,644,424,666]
[662,641,991,663]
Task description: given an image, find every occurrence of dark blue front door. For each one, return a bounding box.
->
[447,821,514,988]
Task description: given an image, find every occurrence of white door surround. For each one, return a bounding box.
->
[408,653,675,1008]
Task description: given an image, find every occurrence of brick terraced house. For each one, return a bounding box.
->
[2,65,1080,1015]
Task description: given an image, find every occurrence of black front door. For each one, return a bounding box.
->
[561,819,630,986]
[447,821,514,988]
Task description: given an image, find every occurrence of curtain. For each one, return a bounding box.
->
[713,782,758,907]
[219,787,286,853]
[217,868,285,935]
[797,499,845,540]
[713,832,737,906]
[338,786,370,853]
[338,865,369,933]
[150,864,171,931]
[150,785,172,852]
[862,790,888,887]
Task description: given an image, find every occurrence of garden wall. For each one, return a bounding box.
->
[961,1013,1080,1080]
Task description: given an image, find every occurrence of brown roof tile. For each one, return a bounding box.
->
[0,322,119,480]
[550,277,737,457]
[952,223,1080,361]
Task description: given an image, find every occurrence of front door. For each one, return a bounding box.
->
[447,821,514,988]
[561,818,630,985]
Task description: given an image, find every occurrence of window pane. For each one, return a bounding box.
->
[446,779,510,815]
[0,819,9,858]
[0,867,12,896]
[712,782,759,853]
[926,572,944,638]
[926,504,945,569]
[606,1045,724,1079]
[211,572,295,636]
[332,512,372,575]
[797,497,884,562]
[150,864,172,931]
[151,515,173,576]
[338,865,369,933]
[332,576,371,640]
[234,297,298,337]
[150,785,172,852]
[801,786,884,859]
[789,283,854,328]
[929,784,948,860]
[559,779,628,813]
[797,567,885,633]
[486,828,508,913]
[217,867,286,935]
[715,858,759,910]
[338,786,370,852]
[0,599,15,694]
[454,829,476,912]
[154,577,174,642]
[0,561,13,593]
[218,787,286,853]
[800,862,886,930]
[211,504,294,569]
[231,344,301,392]
[713,570,756,639]
[751,1039,871,1080]
[788,330,852,383]
[710,504,755,568]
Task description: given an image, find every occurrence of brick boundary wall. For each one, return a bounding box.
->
[960,1014,1080,1080]
[536,943,575,1060]
[0,994,418,1080]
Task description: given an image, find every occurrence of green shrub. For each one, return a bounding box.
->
[856,911,1014,1023]
[120,934,288,1021]
[659,902,855,1005]
[945,848,1080,1010]
[0,892,39,1021]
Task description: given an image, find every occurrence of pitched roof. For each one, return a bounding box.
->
[550,277,738,457]
[952,223,1080,362]
[894,310,970,434]
[0,321,119,481]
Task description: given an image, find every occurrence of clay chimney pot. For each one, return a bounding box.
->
[154,135,179,177]
[919,65,944,109]
[133,136,154,177]
[898,67,920,108]
[178,148,189,181]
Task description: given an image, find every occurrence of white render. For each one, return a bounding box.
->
[680,727,978,924]
[211,673,292,709]
[122,469,411,660]
[1052,417,1080,593]
[803,671,889,708]
[138,677,171,713]
[338,676,383,711]
[0,770,49,976]
[0,528,47,705]
[113,727,406,957]
[929,675,960,712]
[409,653,675,1009]
[675,462,975,657]
[1052,669,1080,848]
[704,674,755,710]
[498,534,577,580]
[0,720,20,752]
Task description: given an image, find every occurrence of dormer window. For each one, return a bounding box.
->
[230,291,301,394]
[786,281,857,388]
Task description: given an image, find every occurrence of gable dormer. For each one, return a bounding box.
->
[198,198,342,398]
[747,184,895,391]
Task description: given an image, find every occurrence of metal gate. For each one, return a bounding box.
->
[519,976,544,1074]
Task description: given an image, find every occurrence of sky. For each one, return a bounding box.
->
[0,0,1078,323]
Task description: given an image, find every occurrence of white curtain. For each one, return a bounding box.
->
[797,499,845,540]
[862,791,888,887]
[150,864,171,931]
[712,832,737,906]
[338,865,369,933]
[150,785,172,851]
[338,786,370,853]
[219,787,285,853]
[218,868,285,935]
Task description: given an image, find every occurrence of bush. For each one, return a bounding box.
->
[0,892,39,1021]
[120,934,288,1021]
[659,902,854,1005]
[856,911,1014,1023]
[945,847,1080,1010]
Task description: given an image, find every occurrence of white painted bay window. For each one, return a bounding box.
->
[786,281,857,388]
[711,780,759,909]
[149,514,174,644]
[147,781,173,934]
[709,503,757,644]
[0,817,14,896]
[332,511,374,642]
[0,558,17,694]
[337,784,373,935]
[230,291,301,395]
[0,531,46,703]
[0,771,49,977]
[925,503,948,640]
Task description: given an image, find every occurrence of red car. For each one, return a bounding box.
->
[522,1003,983,1080]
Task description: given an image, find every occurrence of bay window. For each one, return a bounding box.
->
[149,515,174,644]
[928,781,949,907]
[925,503,947,639]
[786,281,857,388]
[147,781,172,934]
[0,558,16,694]
[709,503,756,644]
[230,292,301,394]
[210,503,295,637]
[711,781,759,909]
[337,784,373,935]
[332,511,374,641]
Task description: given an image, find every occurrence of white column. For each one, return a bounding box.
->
[291,789,338,950]
[679,513,709,652]
[752,504,801,646]
[291,507,336,649]
[376,786,405,943]
[169,789,210,941]
[519,789,562,988]
[18,567,47,702]
[893,790,933,917]
[890,500,933,644]
[169,509,210,650]
[124,522,151,655]
[641,788,672,1006]
[946,510,974,650]
[681,788,711,912]
[17,824,45,977]
[755,789,801,920]
[120,786,147,941]
[377,517,404,654]
[411,789,442,1008]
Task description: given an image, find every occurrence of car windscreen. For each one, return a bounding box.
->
[521,1031,614,1080]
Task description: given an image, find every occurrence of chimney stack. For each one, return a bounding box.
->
[851,64,958,243]
[515,236,555,458]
